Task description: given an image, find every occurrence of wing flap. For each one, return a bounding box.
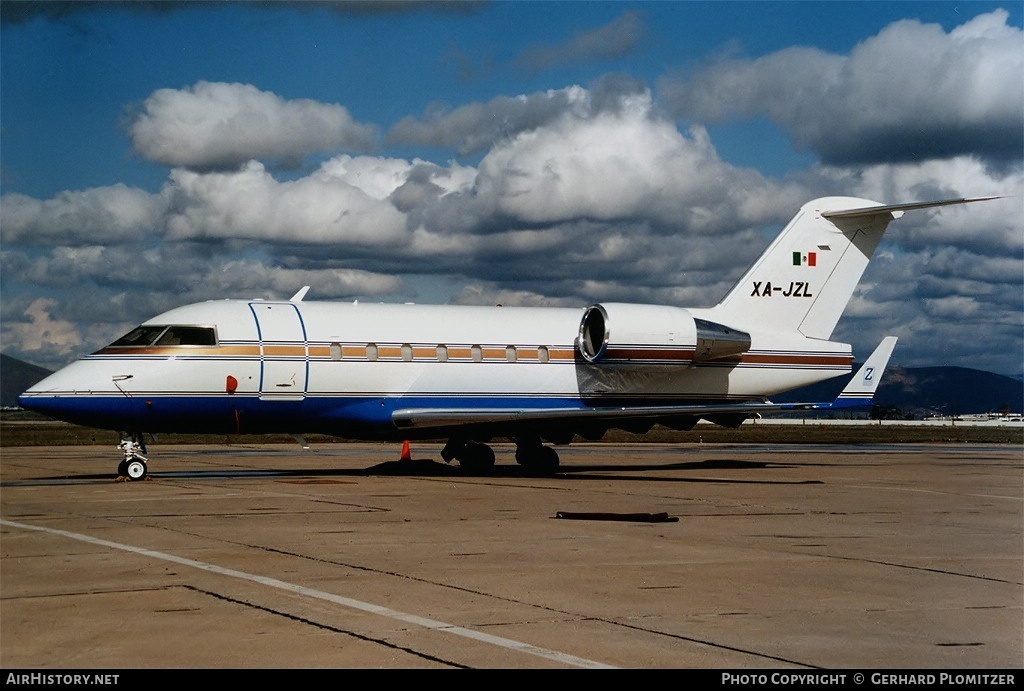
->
[393,400,785,431]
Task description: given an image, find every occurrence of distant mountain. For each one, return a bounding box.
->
[1,354,53,408]
[776,365,1023,417]
[2,353,1021,416]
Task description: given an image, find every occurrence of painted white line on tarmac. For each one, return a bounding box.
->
[1,518,615,669]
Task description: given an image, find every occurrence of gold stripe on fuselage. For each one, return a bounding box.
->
[92,343,850,368]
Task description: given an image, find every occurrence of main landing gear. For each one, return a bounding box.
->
[117,432,149,481]
[440,437,560,474]
[514,438,560,474]
[440,439,494,471]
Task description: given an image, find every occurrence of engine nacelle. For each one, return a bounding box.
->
[577,303,750,364]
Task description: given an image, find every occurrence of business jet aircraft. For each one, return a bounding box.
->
[19,196,993,480]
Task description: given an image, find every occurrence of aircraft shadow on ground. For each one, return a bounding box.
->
[363,457,821,485]
[4,456,820,486]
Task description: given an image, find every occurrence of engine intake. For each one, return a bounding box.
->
[577,303,750,364]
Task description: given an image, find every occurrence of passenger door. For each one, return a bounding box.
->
[249,302,308,400]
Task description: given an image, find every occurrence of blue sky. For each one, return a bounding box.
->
[2,1,1022,377]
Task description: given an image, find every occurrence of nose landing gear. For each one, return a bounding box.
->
[117,433,149,481]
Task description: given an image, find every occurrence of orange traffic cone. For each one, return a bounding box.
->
[400,440,412,462]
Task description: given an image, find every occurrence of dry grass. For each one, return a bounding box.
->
[2,417,1020,448]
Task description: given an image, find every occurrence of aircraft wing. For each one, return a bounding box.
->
[392,337,898,433]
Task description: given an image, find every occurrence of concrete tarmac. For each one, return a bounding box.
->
[1,441,1021,669]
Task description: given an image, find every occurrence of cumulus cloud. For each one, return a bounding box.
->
[382,85,810,307]
[194,259,404,300]
[129,81,378,170]
[163,159,409,245]
[471,91,778,231]
[389,73,651,156]
[2,298,82,364]
[659,10,1023,165]
[1,184,163,245]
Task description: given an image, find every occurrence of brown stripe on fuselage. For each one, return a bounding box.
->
[261,345,307,357]
[605,347,695,361]
[94,343,842,367]
[741,352,852,367]
[93,345,260,357]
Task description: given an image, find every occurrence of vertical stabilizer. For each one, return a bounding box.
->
[706,196,999,340]
[708,197,895,340]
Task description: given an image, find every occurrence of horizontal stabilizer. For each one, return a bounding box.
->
[822,197,1000,220]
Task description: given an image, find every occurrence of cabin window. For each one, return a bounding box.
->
[538,346,550,363]
[366,343,378,361]
[471,345,482,363]
[436,345,448,362]
[329,343,342,361]
[401,344,413,362]
[506,346,517,363]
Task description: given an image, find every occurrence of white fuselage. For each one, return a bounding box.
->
[20,297,852,440]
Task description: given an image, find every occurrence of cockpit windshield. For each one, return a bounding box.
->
[109,325,217,347]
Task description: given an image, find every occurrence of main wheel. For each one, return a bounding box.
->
[456,442,495,471]
[515,444,560,474]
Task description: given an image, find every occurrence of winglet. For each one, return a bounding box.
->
[290,286,311,302]
[829,336,898,409]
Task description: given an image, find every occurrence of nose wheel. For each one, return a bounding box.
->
[117,434,149,481]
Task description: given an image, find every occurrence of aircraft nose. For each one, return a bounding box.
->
[16,365,92,419]
[15,360,147,431]
[18,376,61,415]
[17,393,43,415]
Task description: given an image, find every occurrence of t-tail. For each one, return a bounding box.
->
[703,196,999,340]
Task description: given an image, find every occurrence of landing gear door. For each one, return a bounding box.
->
[250,302,308,400]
